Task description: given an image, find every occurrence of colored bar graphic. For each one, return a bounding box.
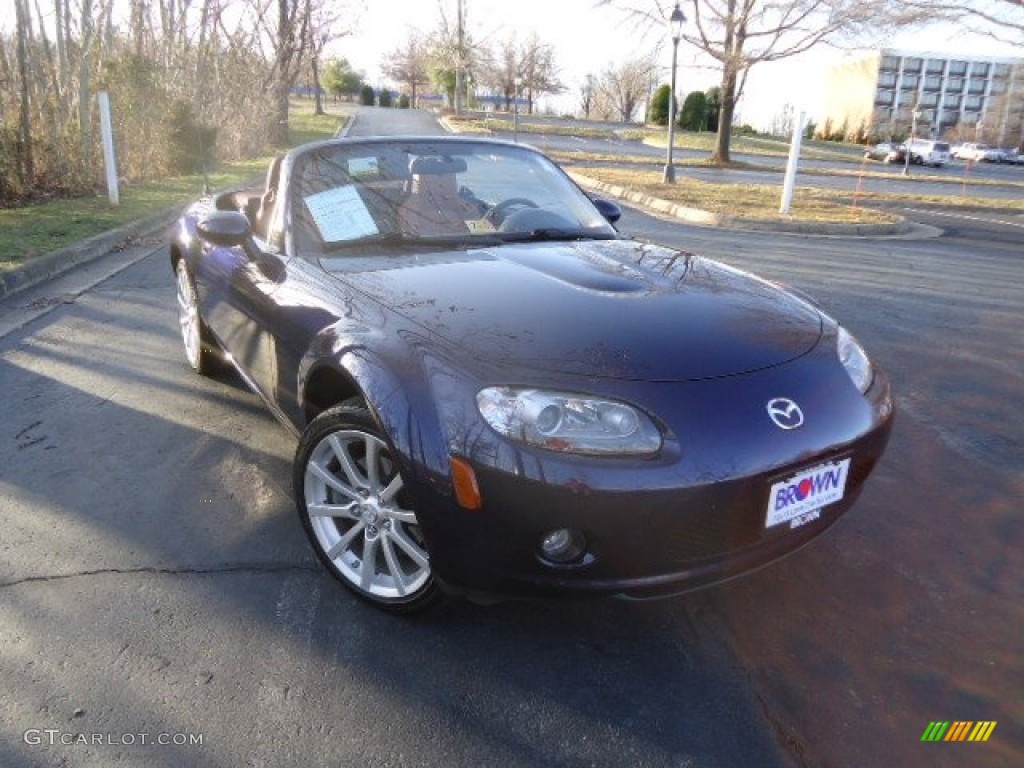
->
[968,722,997,742]
[945,722,972,741]
[921,721,996,742]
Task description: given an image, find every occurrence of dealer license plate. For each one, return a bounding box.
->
[765,458,851,529]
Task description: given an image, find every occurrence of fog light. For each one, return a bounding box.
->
[539,528,586,564]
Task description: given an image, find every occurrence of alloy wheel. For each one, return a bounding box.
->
[176,260,203,371]
[302,426,432,604]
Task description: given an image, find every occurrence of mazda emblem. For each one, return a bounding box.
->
[766,398,804,430]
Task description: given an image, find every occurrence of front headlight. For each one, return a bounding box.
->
[837,327,873,393]
[476,387,662,455]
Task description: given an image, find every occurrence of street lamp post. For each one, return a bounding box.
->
[454,0,464,115]
[902,105,922,176]
[513,77,522,143]
[662,3,686,184]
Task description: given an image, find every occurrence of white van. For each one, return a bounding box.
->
[904,139,951,167]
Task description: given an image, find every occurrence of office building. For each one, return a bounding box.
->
[821,49,1023,146]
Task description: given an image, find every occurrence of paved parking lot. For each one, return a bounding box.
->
[621,204,1023,767]
[1,108,1021,767]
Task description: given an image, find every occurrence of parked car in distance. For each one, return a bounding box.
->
[904,138,951,167]
[864,142,906,163]
[171,136,894,613]
[997,148,1021,165]
[953,142,1003,162]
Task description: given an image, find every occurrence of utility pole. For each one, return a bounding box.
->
[454,0,464,115]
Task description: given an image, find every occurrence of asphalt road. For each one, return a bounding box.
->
[1,106,1021,767]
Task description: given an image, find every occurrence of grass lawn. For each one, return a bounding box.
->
[574,166,897,224]
[573,165,1024,224]
[642,130,864,163]
[446,112,865,162]
[550,149,1024,192]
[0,104,344,272]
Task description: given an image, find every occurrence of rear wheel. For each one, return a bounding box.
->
[295,402,440,613]
[176,260,217,374]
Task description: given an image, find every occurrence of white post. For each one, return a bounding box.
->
[98,91,119,206]
[779,110,805,215]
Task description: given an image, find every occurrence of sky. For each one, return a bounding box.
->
[335,0,1021,129]
[332,0,705,109]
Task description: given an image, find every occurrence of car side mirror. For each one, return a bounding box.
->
[256,255,286,283]
[197,210,252,247]
[592,198,622,225]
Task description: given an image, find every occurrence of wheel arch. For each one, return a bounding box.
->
[297,350,451,482]
[169,242,184,273]
[300,363,363,425]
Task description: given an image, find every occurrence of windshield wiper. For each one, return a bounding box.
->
[323,232,495,252]
[496,229,616,243]
[322,232,419,251]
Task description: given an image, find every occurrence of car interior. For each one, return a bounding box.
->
[210,143,607,253]
[396,155,482,236]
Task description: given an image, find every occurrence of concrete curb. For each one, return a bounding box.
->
[335,114,354,138]
[569,171,919,237]
[0,207,183,302]
[437,115,495,136]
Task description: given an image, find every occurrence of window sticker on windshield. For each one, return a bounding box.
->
[305,185,379,242]
[348,157,379,177]
[466,219,496,233]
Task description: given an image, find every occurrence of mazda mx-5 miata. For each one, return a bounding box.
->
[171,136,893,613]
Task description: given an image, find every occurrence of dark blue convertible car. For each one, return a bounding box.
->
[171,137,893,612]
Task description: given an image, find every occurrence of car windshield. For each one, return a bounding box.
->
[286,140,617,255]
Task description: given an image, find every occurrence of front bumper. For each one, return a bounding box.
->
[434,422,889,600]
[421,361,894,601]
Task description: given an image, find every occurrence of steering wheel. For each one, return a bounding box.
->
[484,197,538,227]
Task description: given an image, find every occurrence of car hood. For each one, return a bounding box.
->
[320,239,822,382]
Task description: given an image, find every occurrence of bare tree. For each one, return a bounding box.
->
[594,56,658,123]
[55,0,70,96]
[985,61,1024,147]
[435,0,468,112]
[382,32,432,108]
[597,0,920,162]
[427,1,493,109]
[76,0,114,170]
[484,34,521,111]
[895,1,1024,43]
[14,0,34,184]
[518,32,562,114]
[243,0,356,143]
[0,0,360,202]
[268,0,312,144]
[480,32,561,113]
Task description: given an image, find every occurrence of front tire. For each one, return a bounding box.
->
[295,403,440,613]
[176,259,217,375]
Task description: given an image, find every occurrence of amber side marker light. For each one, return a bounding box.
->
[450,456,483,510]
